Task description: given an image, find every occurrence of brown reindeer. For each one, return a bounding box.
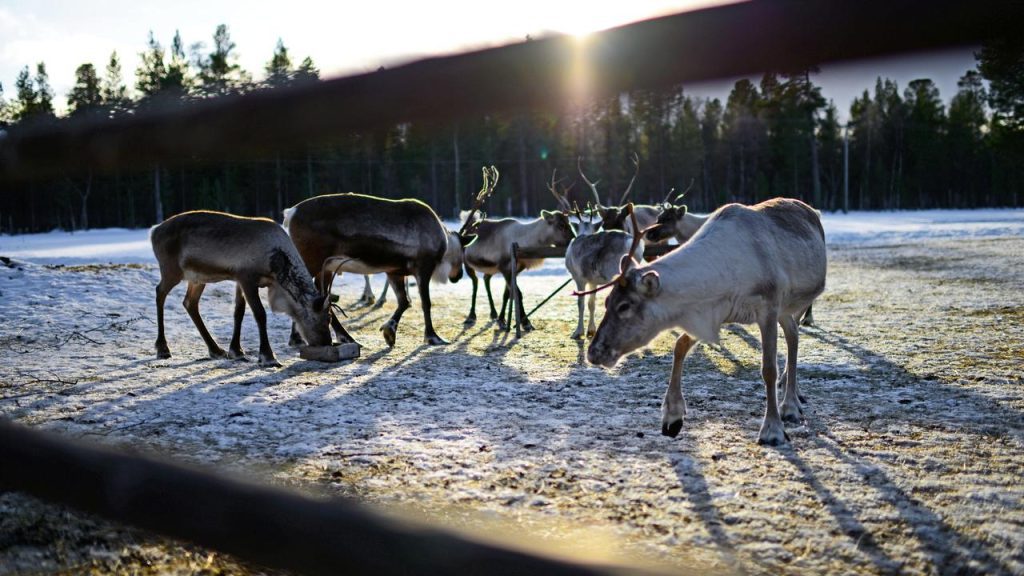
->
[284,194,471,347]
[150,210,334,367]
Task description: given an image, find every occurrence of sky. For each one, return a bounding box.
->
[0,0,978,120]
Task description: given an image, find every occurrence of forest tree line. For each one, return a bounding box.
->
[0,26,1021,233]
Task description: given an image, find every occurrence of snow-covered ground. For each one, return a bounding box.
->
[3,208,1022,266]
[1,209,1023,574]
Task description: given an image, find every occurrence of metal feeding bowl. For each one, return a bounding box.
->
[299,343,360,363]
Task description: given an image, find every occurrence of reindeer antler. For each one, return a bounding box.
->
[547,169,577,213]
[664,177,695,206]
[577,157,602,209]
[617,153,641,206]
[458,165,499,237]
[319,256,354,314]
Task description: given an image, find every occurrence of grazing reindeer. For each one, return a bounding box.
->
[464,171,576,331]
[586,198,827,445]
[150,210,334,367]
[284,193,470,347]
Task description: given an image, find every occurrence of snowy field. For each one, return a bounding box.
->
[1,209,1023,574]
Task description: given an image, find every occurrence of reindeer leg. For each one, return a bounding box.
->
[379,273,410,348]
[516,277,534,332]
[570,281,585,340]
[586,292,598,338]
[778,314,804,423]
[757,311,788,445]
[227,284,248,360]
[662,333,695,437]
[464,267,479,326]
[154,276,178,359]
[483,274,498,320]
[373,280,389,309]
[182,282,226,359]
[497,285,510,332]
[239,279,280,368]
[799,303,815,326]
[356,275,373,306]
[418,267,447,346]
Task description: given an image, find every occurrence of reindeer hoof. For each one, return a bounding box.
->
[380,322,397,348]
[662,419,683,438]
[227,349,247,361]
[464,315,477,326]
[155,349,171,360]
[781,411,803,425]
[425,335,448,346]
[757,428,790,446]
[372,299,387,310]
[522,322,535,332]
[570,331,583,340]
[258,355,282,368]
[209,347,228,359]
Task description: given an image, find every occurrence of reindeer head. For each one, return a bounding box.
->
[267,249,333,346]
[586,255,664,368]
[540,209,576,246]
[644,204,688,243]
[435,229,474,283]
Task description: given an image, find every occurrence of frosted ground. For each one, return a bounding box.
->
[1,209,1022,574]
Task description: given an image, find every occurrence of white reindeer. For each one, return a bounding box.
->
[586,198,827,445]
[150,210,334,367]
[566,229,644,339]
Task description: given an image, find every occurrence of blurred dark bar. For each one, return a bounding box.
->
[0,419,655,576]
[1,0,1019,180]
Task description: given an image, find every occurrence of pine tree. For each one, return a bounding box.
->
[34,63,55,118]
[196,24,251,97]
[265,39,293,88]
[163,30,191,99]
[903,79,946,207]
[294,56,320,84]
[0,81,7,126]
[136,31,167,100]
[948,70,989,206]
[977,37,1024,132]
[68,63,103,117]
[101,51,130,116]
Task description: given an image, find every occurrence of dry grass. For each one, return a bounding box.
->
[2,236,1023,575]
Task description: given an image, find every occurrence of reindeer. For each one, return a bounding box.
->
[586,198,827,445]
[463,169,576,331]
[642,203,710,245]
[284,192,470,348]
[565,205,645,340]
[150,210,334,367]
[645,203,817,326]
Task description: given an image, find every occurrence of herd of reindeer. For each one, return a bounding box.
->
[149,158,827,445]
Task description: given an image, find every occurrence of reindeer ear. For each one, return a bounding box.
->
[618,253,635,276]
[637,270,661,297]
[459,234,477,247]
[541,210,556,222]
